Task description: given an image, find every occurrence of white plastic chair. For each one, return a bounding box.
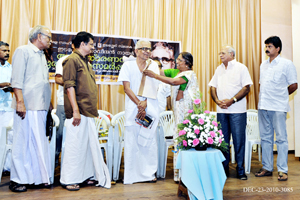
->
[210,111,235,163]
[98,110,114,121]
[95,112,113,178]
[244,109,261,174]
[0,119,13,183]
[111,111,125,181]
[157,111,175,178]
[50,109,60,184]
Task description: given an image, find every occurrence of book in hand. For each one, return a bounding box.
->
[1,86,13,93]
[135,114,155,129]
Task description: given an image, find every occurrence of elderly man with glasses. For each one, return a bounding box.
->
[118,39,160,184]
[9,25,53,192]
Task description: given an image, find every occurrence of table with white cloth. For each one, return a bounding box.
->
[176,148,227,200]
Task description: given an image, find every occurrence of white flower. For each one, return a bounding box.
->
[199,126,203,130]
[199,114,205,119]
[214,126,218,131]
[188,139,193,146]
[193,125,199,130]
[187,131,196,139]
[191,114,197,119]
[205,129,209,133]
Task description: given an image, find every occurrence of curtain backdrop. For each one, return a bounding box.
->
[0,0,261,115]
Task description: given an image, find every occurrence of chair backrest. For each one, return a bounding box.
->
[95,112,111,137]
[51,109,60,128]
[246,110,260,140]
[210,111,217,121]
[159,111,175,137]
[111,111,125,142]
[98,110,114,121]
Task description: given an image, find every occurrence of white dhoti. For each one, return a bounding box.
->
[124,125,158,184]
[60,115,111,189]
[10,110,52,184]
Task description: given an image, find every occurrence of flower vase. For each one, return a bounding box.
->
[195,144,207,151]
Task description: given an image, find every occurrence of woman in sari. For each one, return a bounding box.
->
[144,52,200,181]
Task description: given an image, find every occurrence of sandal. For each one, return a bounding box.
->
[147,178,157,183]
[278,172,288,181]
[255,168,273,177]
[64,184,80,191]
[9,181,27,192]
[83,179,97,186]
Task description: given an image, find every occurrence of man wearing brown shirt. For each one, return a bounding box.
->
[60,32,111,191]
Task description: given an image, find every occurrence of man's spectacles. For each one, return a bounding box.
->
[40,32,52,40]
[138,47,152,52]
[153,57,174,64]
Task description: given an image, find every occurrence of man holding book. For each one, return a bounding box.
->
[118,39,160,184]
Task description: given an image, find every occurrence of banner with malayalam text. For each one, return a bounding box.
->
[46,30,181,85]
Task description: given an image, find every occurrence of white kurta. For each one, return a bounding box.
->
[118,60,160,184]
[60,115,111,188]
[10,111,52,184]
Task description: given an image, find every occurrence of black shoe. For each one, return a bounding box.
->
[224,168,229,177]
[237,173,247,180]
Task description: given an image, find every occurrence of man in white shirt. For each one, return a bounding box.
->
[255,36,297,181]
[0,41,13,176]
[10,25,52,192]
[118,39,160,184]
[209,46,253,180]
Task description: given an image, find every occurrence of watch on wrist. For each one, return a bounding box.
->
[233,97,237,103]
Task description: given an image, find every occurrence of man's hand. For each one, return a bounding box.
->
[216,99,228,109]
[0,82,11,88]
[72,110,81,126]
[138,100,147,112]
[221,99,234,108]
[136,110,146,120]
[16,101,26,120]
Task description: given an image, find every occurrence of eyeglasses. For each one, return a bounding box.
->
[40,32,52,40]
[138,47,152,52]
[153,57,174,64]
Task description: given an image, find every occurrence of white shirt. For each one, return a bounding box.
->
[258,55,297,112]
[11,42,51,111]
[208,59,253,113]
[118,60,160,126]
[55,55,69,105]
[0,61,13,111]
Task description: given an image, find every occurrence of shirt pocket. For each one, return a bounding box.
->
[272,69,284,83]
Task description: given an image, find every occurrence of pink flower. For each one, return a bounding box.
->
[179,130,186,136]
[183,119,190,124]
[218,130,223,136]
[212,121,218,127]
[194,129,200,134]
[207,137,214,144]
[204,110,210,114]
[188,110,193,113]
[198,118,204,125]
[219,138,223,144]
[210,131,216,138]
[183,140,187,147]
[193,138,200,146]
[194,99,201,104]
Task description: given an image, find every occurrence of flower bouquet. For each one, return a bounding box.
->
[176,93,228,153]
